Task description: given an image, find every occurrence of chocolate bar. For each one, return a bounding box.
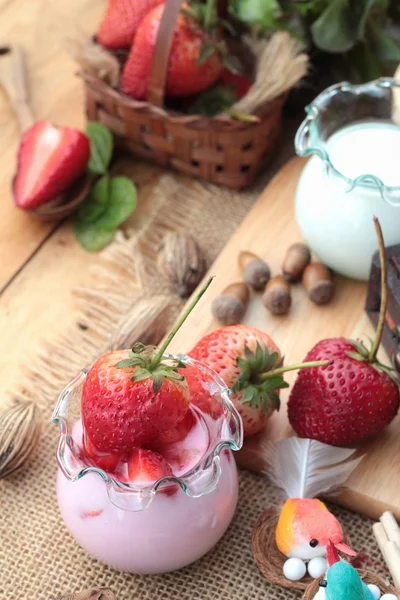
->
[366,244,400,371]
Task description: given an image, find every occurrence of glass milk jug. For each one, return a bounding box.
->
[295,79,400,280]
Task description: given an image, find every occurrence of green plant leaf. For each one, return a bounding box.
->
[198,40,216,65]
[74,220,116,252]
[311,0,358,53]
[76,175,109,224]
[229,0,282,30]
[369,22,400,62]
[94,176,137,229]
[86,122,113,175]
[357,0,389,40]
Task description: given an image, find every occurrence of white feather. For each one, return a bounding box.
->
[261,437,364,499]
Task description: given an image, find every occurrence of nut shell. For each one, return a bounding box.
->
[282,243,311,282]
[157,232,206,298]
[0,399,41,478]
[263,276,291,315]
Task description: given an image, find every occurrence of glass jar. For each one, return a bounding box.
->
[295,78,400,280]
[52,355,243,574]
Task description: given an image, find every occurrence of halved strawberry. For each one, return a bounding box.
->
[13,120,90,210]
[97,0,163,50]
[127,448,173,485]
[84,434,123,473]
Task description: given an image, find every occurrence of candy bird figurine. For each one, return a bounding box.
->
[321,540,375,600]
[262,438,361,579]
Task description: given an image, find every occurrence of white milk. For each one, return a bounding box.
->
[326,121,400,186]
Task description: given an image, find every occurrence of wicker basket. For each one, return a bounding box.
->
[83,0,287,190]
[302,570,399,600]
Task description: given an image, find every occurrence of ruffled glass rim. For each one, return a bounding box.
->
[52,355,243,510]
[295,78,400,198]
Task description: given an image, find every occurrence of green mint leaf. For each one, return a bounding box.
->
[229,0,282,29]
[95,176,137,229]
[76,175,110,224]
[74,220,116,252]
[311,0,358,53]
[86,122,113,175]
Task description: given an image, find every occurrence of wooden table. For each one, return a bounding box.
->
[0,0,175,396]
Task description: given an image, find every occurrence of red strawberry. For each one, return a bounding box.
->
[182,364,224,419]
[84,433,123,472]
[82,278,214,454]
[82,349,190,454]
[288,337,400,446]
[288,218,400,446]
[153,408,195,446]
[189,325,330,437]
[97,0,163,50]
[13,121,90,210]
[189,325,284,437]
[127,448,173,484]
[121,2,223,100]
[219,68,252,98]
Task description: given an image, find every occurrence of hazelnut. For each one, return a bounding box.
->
[211,282,250,326]
[303,263,335,305]
[239,251,270,291]
[263,275,291,315]
[282,243,311,282]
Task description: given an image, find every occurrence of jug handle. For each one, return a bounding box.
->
[295,116,313,157]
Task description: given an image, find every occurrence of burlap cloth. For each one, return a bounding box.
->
[0,144,391,599]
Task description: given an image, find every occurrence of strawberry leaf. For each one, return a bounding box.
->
[86,122,113,175]
[132,367,152,383]
[198,41,216,65]
[268,390,281,411]
[152,372,164,393]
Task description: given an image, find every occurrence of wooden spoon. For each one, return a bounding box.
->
[0,43,92,220]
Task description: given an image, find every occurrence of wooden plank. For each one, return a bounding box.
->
[0,0,104,289]
[168,156,400,521]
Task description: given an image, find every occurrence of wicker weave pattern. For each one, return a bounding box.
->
[84,73,286,189]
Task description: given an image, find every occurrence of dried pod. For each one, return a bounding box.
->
[303,263,335,305]
[0,398,41,478]
[157,232,207,298]
[282,243,311,282]
[263,275,291,315]
[239,250,271,291]
[211,282,250,325]
[108,295,170,350]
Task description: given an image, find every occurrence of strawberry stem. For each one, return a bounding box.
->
[256,360,332,382]
[368,217,387,363]
[149,277,214,371]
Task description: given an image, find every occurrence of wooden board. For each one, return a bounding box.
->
[168,156,400,522]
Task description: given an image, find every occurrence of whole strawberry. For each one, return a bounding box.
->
[82,278,213,455]
[97,0,163,50]
[121,1,224,100]
[189,325,329,437]
[288,218,400,446]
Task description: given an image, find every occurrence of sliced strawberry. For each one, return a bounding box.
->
[13,121,90,209]
[84,433,123,473]
[127,448,173,485]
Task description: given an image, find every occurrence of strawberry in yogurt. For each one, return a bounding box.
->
[54,279,243,573]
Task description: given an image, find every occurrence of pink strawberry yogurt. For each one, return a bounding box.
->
[53,358,243,574]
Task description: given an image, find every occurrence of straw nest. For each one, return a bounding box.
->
[251,506,352,591]
[302,570,399,600]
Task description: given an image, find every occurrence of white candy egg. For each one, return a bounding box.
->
[367,584,381,600]
[380,595,398,600]
[283,557,307,581]
[314,588,326,600]
[308,557,327,579]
